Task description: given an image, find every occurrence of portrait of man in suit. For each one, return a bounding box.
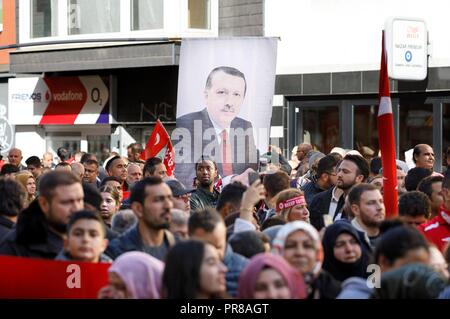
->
[174,66,258,184]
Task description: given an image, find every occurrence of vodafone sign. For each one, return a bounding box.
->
[8,76,109,125]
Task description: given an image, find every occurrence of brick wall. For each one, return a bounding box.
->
[219,0,264,36]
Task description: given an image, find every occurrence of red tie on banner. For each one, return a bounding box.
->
[0,256,110,298]
[220,129,233,176]
[378,31,398,218]
[141,119,175,177]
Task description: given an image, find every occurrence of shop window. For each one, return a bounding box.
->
[399,101,433,161]
[131,0,164,30]
[67,0,120,35]
[443,103,450,168]
[354,104,379,161]
[31,0,58,38]
[188,0,210,29]
[300,107,339,154]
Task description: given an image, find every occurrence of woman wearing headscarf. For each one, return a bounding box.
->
[322,220,370,282]
[274,189,310,223]
[15,171,36,208]
[237,253,307,299]
[272,221,341,299]
[98,251,164,299]
[162,240,228,299]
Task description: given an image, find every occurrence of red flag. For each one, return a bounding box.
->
[141,119,175,177]
[0,256,110,298]
[378,31,398,218]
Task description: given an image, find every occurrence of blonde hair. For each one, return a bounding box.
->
[15,171,36,203]
[275,188,305,221]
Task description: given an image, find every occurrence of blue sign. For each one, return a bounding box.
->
[405,50,412,63]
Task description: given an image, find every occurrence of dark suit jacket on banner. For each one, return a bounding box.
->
[175,108,258,185]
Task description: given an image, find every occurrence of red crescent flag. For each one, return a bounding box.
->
[378,31,398,218]
[141,119,175,177]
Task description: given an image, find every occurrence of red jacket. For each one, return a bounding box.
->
[419,205,450,252]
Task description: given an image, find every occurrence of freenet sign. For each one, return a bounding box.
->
[385,17,428,81]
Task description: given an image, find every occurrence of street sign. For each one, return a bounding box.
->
[385,17,428,81]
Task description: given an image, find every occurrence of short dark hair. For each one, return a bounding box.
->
[25,156,42,168]
[80,153,97,164]
[216,182,247,212]
[188,207,223,235]
[100,176,122,187]
[143,157,163,175]
[127,143,143,154]
[205,66,247,95]
[0,179,26,217]
[417,175,444,199]
[405,167,432,191]
[348,183,379,206]
[342,154,370,182]
[370,157,382,176]
[412,144,428,164]
[374,223,429,266]
[0,164,19,175]
[129,177,164,205]
[84,159,99,168]
[67,210,106,237]
[105,155,121,173]
[228,231,268,259]
[261,216,286,231]
[317,154,340,177]
[38,171,81,200]
[194,156,218,172]
[57,147,70,161]
[398,191,431,219]
[82,182,102,211]
[263,171,290,198]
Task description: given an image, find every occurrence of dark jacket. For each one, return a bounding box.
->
[105,224,176,261]
[0,200,64,259]
[0,215,14,243]
[309,187,345,231]
[55,250,113,263]
[174,108,258,186]
[307,270,342,299]
[223,244,248,297]
[301,180,326,206]
[190,187,220,212]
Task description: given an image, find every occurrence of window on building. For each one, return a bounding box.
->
[443,103,450,168]
[399,100,433,161]
[67,0,120,35]
[188,0,210,29]
[300,107,339,154]
[354,104,379,161]
[131,0,164,30]
[31,0,58,38]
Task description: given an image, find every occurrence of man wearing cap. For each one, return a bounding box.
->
[165,179,193,214]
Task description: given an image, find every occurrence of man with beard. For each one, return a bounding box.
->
[0,171,84,258]
[189,157,220,211]
[309,154,369,231]
[105,177,177,261]
[348,183,386,248]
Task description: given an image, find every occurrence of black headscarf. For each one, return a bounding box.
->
[322,220,370,282]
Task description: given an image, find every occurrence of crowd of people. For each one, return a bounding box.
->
[0,142,450,299]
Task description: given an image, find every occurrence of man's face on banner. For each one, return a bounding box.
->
[204,71,246,129]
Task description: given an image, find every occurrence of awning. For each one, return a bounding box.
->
[9,41,180,74]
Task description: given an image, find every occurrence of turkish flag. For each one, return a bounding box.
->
[141,119,175,177]
[378,31,398,218]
